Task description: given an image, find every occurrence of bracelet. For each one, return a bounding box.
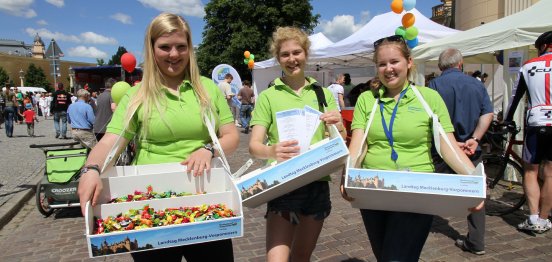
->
[471,137,480,143]
[203,143,215,158]
[81,164,101,176]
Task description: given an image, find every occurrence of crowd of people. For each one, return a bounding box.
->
[1,10,549,261]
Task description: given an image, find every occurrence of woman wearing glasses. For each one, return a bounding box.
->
[340,35,481,260]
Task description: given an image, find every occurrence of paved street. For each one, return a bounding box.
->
[1,118,552,261]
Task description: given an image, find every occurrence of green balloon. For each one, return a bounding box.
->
[395,26,406,37]
[249,54,255,60]
[405,26,419,40]
[244,58,248,64]
[111,81,131,104]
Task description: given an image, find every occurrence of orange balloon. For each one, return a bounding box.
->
[402,13,415,28]
[391,0,403,14]
[247,59,254,68]
[244,51,251,59]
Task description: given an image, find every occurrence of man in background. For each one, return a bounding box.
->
[67,89,96,148]
[429,48,493,255]
[327,74,345,111]
[93,78,117,141]
[50,82,72,139]
[237,80,254,134]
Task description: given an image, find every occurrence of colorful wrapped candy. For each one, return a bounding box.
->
[93,204,236,235]
[108,185,202,203]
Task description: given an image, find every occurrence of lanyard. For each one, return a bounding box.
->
[379,86,409,162]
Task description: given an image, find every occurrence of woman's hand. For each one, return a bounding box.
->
[320,110,342,125]
[340,167,354,202]
[181,148,213,177]
[272,140,300,162]
[469,201,484,212]
[78,171,103,216]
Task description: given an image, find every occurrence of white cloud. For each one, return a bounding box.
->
[317,15,365,42]
[80,32,118,45]
[25,28,118,45]
[0,0,37,18]
[110,12,132,24]
[138,0,205,18]
[68,46,108,59]
[45,0,64,8]
[36,19,48,25]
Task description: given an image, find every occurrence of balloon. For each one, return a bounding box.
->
[111,81,131,104]
[395,26,406,38]
[407,37,418,49]
[402,13,415,28]
[390,0,403,14]
[244,50,250,58]
[405,26,419,40]
[249,54,255,60]
[247,59,254,69]
[403,0,416,11]
[121,53,137,73]
[244,58,249,65]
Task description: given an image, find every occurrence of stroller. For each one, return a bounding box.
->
[30,141,88,216]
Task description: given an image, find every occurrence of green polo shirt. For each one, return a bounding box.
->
[351,85,453,172]
[251,77,337,148]
[106,76,233,165]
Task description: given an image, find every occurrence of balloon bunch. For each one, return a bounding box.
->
[391,0,419,49]
[243,51,255,70]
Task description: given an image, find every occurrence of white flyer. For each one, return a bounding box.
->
[303,105,323,147]
[276,109,309,153]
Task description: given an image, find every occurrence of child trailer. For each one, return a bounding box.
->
[30,142,88,216]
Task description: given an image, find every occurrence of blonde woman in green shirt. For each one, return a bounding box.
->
[249,27,345,262]
[78,13,239,261]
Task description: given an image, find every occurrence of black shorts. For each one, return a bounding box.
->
[523,126,552,164]
[266,181,331,224]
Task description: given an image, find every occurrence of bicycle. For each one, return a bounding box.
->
[482,121,526,216]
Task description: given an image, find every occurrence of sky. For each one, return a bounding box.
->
[0,0,442,64]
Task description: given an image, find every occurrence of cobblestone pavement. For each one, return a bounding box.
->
[1,120,552,261]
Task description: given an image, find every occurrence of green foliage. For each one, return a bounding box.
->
[25,64,51,91]
[108,46,129,65]
[96,58,106,66]
[0,66,9,85]
[197,0,319,79]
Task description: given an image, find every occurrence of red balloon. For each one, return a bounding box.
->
[121,53,137,73]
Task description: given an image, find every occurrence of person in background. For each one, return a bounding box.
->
[505,30,552,234]
[67,89,96,149]
[327,74,345,111]
[77,12,239,261]
[429,48,493,255]
[249,26,344,262]
[93,78,117,141]
[341,35,481,261]
[38,94,49,120]
[50,82,72,139]
[342,73,354,107]
[237,80,254,134]
[14,87,24,124]
[348,77,380,107]
[19,103,38,137]
[2,83,17,137]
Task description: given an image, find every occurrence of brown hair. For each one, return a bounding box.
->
[373,37,413,78]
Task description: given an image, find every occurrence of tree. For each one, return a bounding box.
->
[197,0,319,79]
[0,66,8,86]
[96,58,105,66]
[108,46,129,65]
[25,64,51,91]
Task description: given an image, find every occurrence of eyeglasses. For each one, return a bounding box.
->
[373,35,405,49]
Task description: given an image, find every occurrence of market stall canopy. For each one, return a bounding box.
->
[311,8,459,67]
[254,32,334,69]
[412,0,552,64]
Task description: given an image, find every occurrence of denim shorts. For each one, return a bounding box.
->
[265,181,331,225]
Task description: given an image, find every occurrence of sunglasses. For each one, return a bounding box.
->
[373,35,405,49]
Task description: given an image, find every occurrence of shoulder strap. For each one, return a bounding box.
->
[356,97,379,159]
[311,82,328,112]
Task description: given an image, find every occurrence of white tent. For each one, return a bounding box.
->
[412,0,552,63]
[312,8,459,67]
[12,86,47,93]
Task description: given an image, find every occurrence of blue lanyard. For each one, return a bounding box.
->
[379,86,409,162]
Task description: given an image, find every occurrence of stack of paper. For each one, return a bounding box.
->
[275,105,322,153]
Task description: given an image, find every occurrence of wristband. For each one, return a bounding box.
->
[471,137,480,143]
[81,164,101,176]
[203,143,215,158]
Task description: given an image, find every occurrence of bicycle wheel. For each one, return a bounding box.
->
[36,181,54,217]
[484,156,526,216]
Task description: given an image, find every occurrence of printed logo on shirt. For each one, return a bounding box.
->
[528,66,552,76]
[408,106,423,112]
[57,94,68,105]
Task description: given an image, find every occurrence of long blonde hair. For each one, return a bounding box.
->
[123,13,213,138]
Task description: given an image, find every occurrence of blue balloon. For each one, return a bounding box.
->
[407,37,418,49]
[403,0,416,11]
